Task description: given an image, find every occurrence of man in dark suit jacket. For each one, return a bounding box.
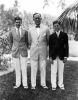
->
[1,16,28,89]
[49,20,69,90]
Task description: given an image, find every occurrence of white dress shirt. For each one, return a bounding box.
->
[36,28,40,36]
[56,31,60,37]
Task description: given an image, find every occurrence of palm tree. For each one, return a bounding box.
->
[43,0,49,9]
[58,0,66,9]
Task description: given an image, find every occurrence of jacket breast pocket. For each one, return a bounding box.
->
[61,38,64,41]
[41,33,46,37]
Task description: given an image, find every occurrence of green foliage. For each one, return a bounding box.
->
[0,0,78,56]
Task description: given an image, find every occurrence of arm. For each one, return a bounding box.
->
[64,33,69,58]
[63,33,69,63]
[25,30,28,48]
[28,30,32,48]
[49,35,54,64]
[46,28,50,45]
[49,35,53,58]
[9,32,13,46]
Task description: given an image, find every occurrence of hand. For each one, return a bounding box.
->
[63,57,67,63]
[49,57,54,64]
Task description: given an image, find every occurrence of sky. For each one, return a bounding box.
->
[0,0,77,18]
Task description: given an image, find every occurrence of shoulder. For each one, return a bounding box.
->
[10,27,15,32]
[29,25,34,31]
[28,26,34,35]
[61,31,68,36]
[21,27,28,34]
[9,27,15,35]
[41,24,49,30]
[49,33,55,38]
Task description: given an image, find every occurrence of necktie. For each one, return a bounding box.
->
[18,28,20,37]
[36,25,40,28]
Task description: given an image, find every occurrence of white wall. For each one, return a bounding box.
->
[69,40,78,57]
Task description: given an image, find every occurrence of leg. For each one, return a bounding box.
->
[13,57,21,87]
[51,59,57,88]
[31,60,38,88]
[58,58,64,88]
[20,56,28,87]
[40,59,47,87]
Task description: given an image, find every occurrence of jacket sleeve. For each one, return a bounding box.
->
[46,28,50,45]
[25,30,28,48]
[28,30,32,48]
[64,33,69,57]
[49,35,53,58]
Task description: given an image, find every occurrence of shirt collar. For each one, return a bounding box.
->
[56,30,60,36]
[16,26,22,30]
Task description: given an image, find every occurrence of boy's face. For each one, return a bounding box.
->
[15,20,22,28]
[53,23,60,32]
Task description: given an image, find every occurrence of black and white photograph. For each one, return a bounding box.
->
[0,0,78,100]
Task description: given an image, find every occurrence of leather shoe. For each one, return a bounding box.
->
[42,85,48,89]
[23,86,28,89]
[52,87,56,91]
[31,87,36,89]
[13,85,19,89]
[59,87,65,90]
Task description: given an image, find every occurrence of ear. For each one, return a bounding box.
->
[33,18,35,21]
[40,17,42,20]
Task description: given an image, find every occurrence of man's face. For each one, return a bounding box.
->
[15,20,22,28]
[53,23,60,32]
[33,17,42,26]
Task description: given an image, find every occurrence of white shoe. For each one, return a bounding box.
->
[23,86,28,89]
[42,85,48,89]
[52,87,56,91]
[59,87,65,90]
[13,85,20,89]
[31,87,36,89]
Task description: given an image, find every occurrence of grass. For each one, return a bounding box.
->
[0,60,78,100]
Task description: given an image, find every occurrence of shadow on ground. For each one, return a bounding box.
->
[0,60,78,100]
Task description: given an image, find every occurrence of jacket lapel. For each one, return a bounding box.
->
[20,28,24,38]
[54,32,58,39]
[14,27,20,40]
[55,31,61,38]
[34,26,40,39]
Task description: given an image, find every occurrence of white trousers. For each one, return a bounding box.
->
[51,57,64,88]
[12,55,28,87]
[31,59,46,87]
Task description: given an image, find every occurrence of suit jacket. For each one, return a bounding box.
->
[8,27,28,58]
[49,31,69,60]
[28,24,50,60]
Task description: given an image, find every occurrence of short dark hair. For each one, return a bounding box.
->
[33,13,41,19]
[14,16,22,22]
[53,20,61,25]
